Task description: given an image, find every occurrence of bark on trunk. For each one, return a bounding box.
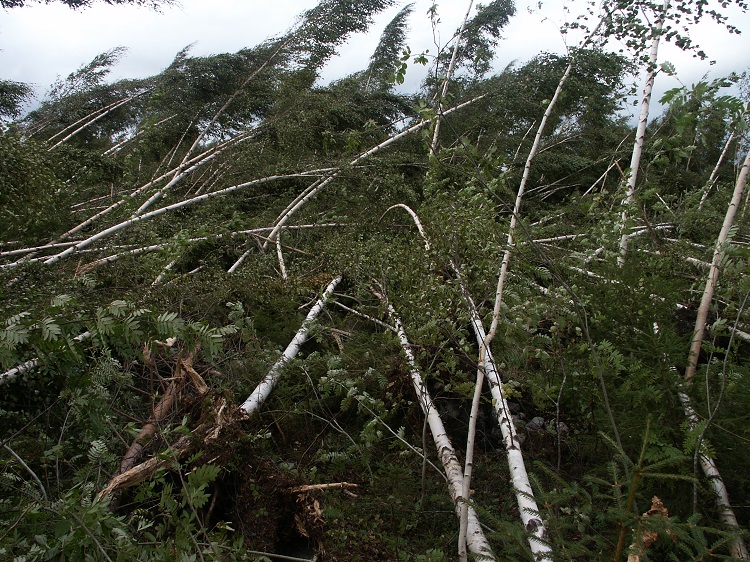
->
[240,276,341,415]
[685,147,750,383]
[678,392,749,559]
[383,301,495,562]
[465,293,553,560]
[617,0,671,266]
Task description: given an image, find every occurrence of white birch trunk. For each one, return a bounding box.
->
[488,60,574,339]
[58,132,256,241]
[429,0,474,156]
[151,259,178,287]
[678,392,749,559]
[384,303,495,562]
[43,173,318,265]
[25,224,343,272]
[132,42,289,216]
[0,332,91,386]
[465,295,553,560]
[459,367,485,562]
[262,96,484,250]
[101,114,177,156]
[617,0,671,266]
[698,130,735,210]
[386,204,550,559]
[678,146,750,559]
[275,234,288,280]
[685,146,750,383]
[239,276,341,415]
[47,91,148,149]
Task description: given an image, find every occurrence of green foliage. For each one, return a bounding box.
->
[0,133,70,242]
[367,3,415,88]
[2,0,172,7]
[2,1,750,560]
[0,80,33,120]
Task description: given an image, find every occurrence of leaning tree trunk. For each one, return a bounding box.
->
[685,147,750,383]
[381,299,495,561]
[240,276,341,415]
[261,96,483,251]
[681,146,750,559]
[382,204,552,560]
[617,0,671,266]
[429,0,474,156]
[465,293,553,560]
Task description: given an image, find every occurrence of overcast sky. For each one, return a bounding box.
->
[1,0,748,117]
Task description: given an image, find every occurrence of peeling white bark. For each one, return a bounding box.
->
[384,303,495,562]
[678,392,749,559]
[618,0,671,266]
[239,276,341,415]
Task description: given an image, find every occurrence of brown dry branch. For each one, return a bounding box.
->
[97,434,192,501]
[98,397,239,501]
[114,357,186,477]
[111,351,204,480]
[289,482,359,494]
[627,496,674,562]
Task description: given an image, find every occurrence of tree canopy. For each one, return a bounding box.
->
[1,0,173,9]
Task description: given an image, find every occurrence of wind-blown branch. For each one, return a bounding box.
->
[262,96,484,250]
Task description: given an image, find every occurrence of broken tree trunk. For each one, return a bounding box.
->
[239,276,341,415]
[115,353,201,477]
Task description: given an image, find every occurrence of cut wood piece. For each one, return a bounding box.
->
[239,276,342,415]
[381,299,495,562]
